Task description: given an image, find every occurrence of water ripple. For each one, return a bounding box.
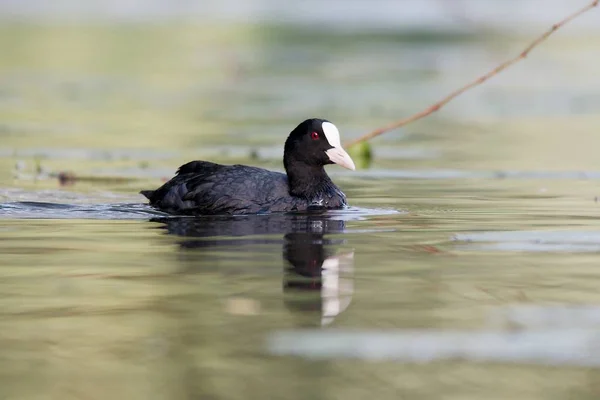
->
[0,201,167,219]
[0,199,398,220]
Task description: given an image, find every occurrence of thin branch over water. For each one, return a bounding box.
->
[345,0,599,148]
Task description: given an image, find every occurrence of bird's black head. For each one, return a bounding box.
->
[283,118,355,172]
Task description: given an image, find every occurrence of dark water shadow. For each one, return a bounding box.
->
[150,212,355,326]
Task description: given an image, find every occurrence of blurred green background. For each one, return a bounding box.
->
[1,0,598,194]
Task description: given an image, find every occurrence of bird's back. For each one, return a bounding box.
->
[142,161,304,215]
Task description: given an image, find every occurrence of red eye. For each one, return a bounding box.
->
[311,131,319,140]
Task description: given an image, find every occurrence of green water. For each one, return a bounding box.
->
[1,20,600,399]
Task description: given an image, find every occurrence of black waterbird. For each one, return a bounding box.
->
[141,118,355,215]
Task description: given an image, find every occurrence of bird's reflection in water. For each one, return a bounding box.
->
[283,232,353,326]
[150,212,354,325]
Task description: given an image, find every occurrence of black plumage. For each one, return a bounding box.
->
[141,118,356,215]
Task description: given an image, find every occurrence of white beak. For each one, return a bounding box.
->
[325,147,356,171]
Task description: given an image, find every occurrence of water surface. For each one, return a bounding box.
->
[2,6,600,399]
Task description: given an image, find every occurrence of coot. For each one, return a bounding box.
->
[141,118,355,215]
